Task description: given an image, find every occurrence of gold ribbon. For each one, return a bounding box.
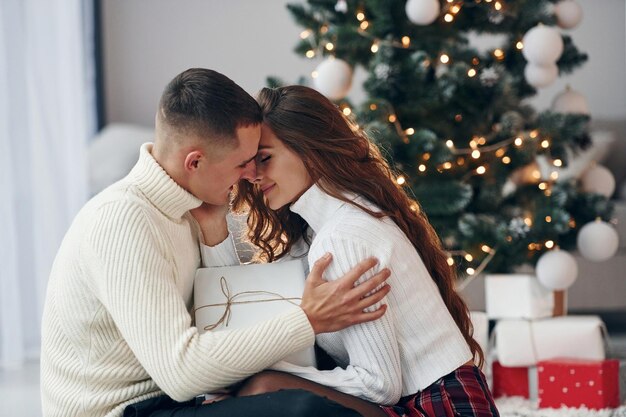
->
[194,276,302,331]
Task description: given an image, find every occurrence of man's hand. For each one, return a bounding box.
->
[300,253,391,334]
[190,203,229,246]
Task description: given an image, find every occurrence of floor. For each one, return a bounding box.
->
[3,334,625,417]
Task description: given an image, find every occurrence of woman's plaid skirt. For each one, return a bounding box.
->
[381,365,500,417]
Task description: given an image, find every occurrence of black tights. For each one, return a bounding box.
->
[124,388,364,417]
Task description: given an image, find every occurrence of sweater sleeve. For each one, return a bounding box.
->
[272,234,403,405]
[85,201,315,401]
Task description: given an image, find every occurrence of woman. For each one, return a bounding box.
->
[232,85,499,417]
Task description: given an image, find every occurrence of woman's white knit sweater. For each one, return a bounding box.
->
[40,144,315,417]
[209,184,472,406]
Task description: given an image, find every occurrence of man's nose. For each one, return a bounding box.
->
[240,159,258,182]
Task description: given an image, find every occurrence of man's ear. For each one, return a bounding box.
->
[183,150,203,172]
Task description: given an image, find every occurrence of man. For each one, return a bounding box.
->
[40,68,390,417]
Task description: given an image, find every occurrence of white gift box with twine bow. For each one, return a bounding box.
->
[485,274,555,319]
[493,315,607,367]
[194,260,316,367]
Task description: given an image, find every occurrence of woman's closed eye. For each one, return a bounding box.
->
[257,154,272,164]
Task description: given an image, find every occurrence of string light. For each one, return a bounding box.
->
[440,54,450,64]
[545,240,555,249]
[524,217,533,226]
[311,70,319,78]
[444,13,454,22]
[471,150,481,159]
[465,254,473,262]
[418,164,427,172]
[360,21,369,30]
[325,42,334,51]
[305,50,315,58]
[550,171,559,180]
[423,153,431,160]
[446,140,454,148]
[468,68,477,77]
[405,127,415,135]
[545,215,552,223]
[494,1,503,11]
[514,137,523,146]
[466,268,476,275]
[402,36,411,47]
[388,114,397,123]
[369,103,377,111]
[494,49,505,60]
[554,159,563,167]
[396,175,406,185]
[443,162,453,169]
[516,41,524,50]
[342,107,352,116]
[541,139,550,148]
[356,12,365,21]
[476,166,486,174]
[538,182,547,190]
[371,42,379,53]
[502,156,511,164]
[481,245,492,253]
[477,136,487,145]
[300,30,312,39]
[447,257,455,266]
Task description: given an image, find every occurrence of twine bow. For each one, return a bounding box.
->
[194,276,302,331]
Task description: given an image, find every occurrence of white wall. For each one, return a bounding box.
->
[103,0,319,125]
[103,0,625,126]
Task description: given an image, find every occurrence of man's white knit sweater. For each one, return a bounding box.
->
[212,184,473,406]
[40,144,315,417]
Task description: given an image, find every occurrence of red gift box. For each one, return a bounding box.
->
[537,358,620,410]
[492,361,530,398]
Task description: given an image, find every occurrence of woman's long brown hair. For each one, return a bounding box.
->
[234,85,483,367]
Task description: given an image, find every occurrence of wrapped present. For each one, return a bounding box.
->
[619,359,626,404]
[485,274,554,319]
[492,361,530,398]
[537,358,620,409]
[194,260,316,367]
[470,311,488,369]
[494,315,607,367]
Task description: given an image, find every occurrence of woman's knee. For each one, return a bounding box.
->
[237,370,286,396]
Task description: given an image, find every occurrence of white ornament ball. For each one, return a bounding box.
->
[335,0,348,13]
[536,249,578,290]
[313,58,353,101]
[524,63,558,88]
[581,164,616,198]
[577,220,619,262]
[405,0,440,26]
[522,25,564,65]
[555,0,583,29]
[552,87,589,115]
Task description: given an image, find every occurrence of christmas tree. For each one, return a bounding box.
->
[275,0,619,284]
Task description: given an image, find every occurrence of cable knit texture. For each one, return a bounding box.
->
[40,143,315,417]
[268,184,472,405]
